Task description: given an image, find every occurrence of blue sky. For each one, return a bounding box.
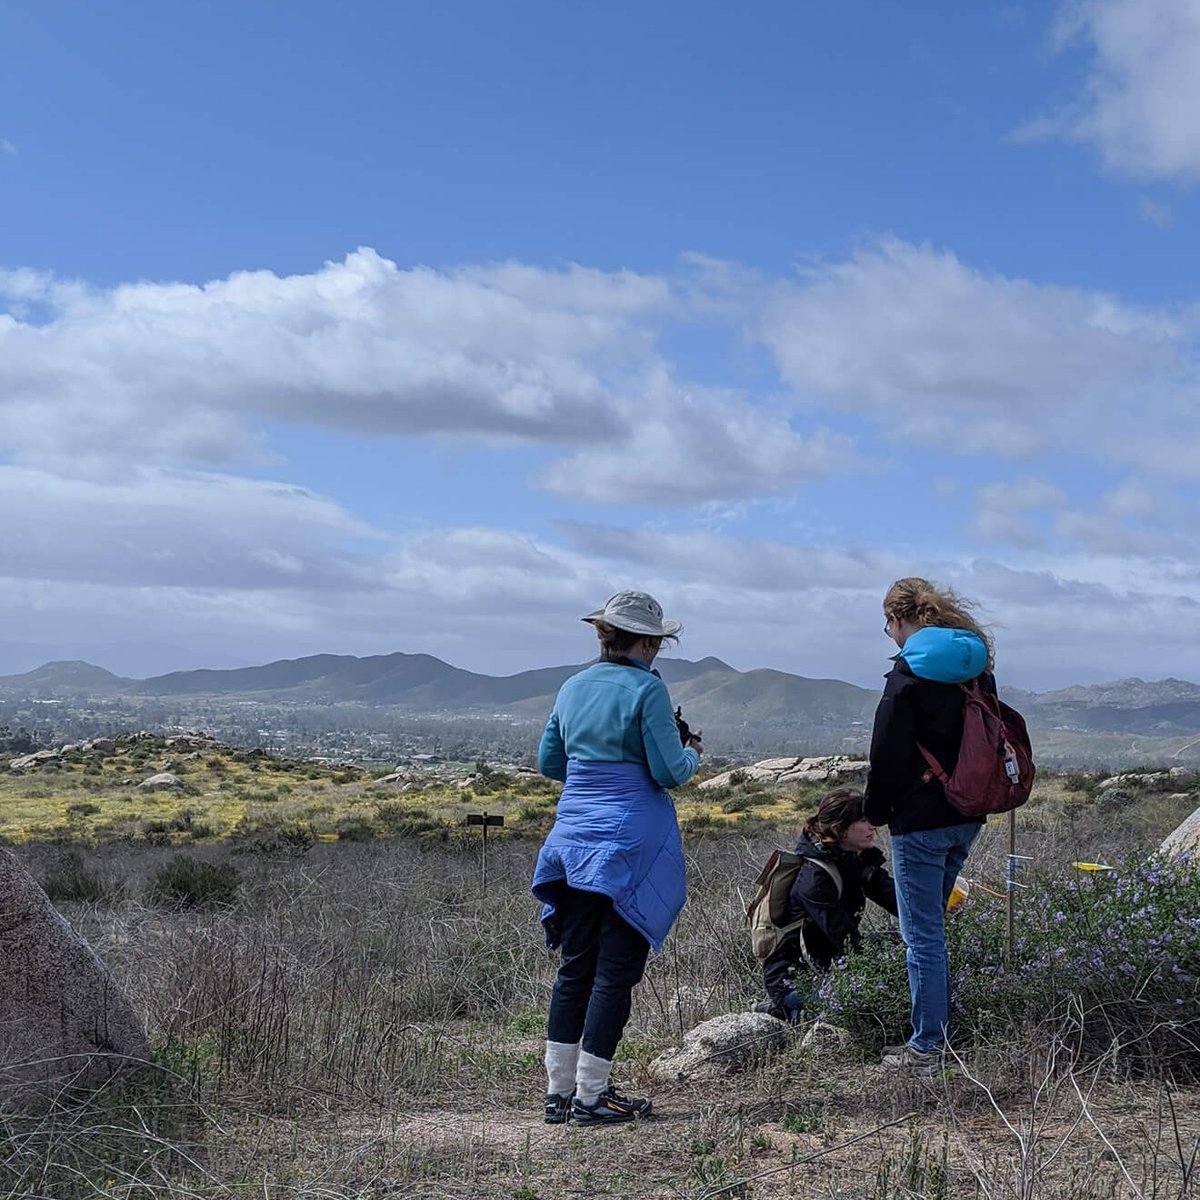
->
[2,0,1198,689]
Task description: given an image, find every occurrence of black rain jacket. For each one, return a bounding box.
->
[761,835,898,1004]
[863,657,997,834]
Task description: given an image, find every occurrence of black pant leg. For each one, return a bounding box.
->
[546,886,607,1045]
[580,901,651,1062]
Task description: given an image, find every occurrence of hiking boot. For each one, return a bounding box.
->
[753,998,787,1022]
[881,1044,941,1078]
[571,1085,653,1126]
[544,1092,572,1124]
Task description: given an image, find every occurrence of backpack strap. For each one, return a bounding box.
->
[805,856,843,898]
[763,858,844,956]
[916,741,948,785]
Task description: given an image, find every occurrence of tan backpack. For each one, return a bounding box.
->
[746,848,843,960]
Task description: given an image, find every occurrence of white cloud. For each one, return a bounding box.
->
[0,465,375,589]
[0,249,856,507]
[558,521,904,593]
[753,239,1198,472]
[969,479,1067,548]
[2,245,1198,689]
[0,250,656,470]
[0,139,15,157]
[0,506,1195,687]
[1051,509,1192,556]
[1022,0,1200,183]
[1102,480,1160,519]
[535,381,860,505]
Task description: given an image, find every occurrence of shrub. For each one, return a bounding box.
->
[333,815,376,842]
[1095,786,1135,813]
[721,791,773,814]
[818,852,1200,1076]
[43,853,125,903]
[147,855,241,908]
[230,817,317,856]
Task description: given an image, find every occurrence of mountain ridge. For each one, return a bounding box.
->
[2,655,1199,741]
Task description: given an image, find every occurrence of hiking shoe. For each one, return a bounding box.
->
[881,1044,941,1078]
[544,1092,573,1124]
[571,1086,653,1126]
[753,998,787,1022]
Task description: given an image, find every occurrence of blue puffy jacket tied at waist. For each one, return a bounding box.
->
[531,759,687,951]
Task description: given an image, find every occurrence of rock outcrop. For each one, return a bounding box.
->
[8,749,62,771]
[700,756,868,791]
[0,848,151,1110]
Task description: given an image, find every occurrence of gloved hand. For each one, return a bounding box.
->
[859,847,886,869]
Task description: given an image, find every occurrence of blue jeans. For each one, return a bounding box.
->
[889,822,982,1053]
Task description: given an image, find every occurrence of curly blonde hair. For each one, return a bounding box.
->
[884,577,995,669]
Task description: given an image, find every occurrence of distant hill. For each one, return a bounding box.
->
[1036,677,1200,707]
[2,654,1199,743]
[0,660,131,695]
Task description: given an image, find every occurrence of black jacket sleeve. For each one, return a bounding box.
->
[863,670,916,827]
[863,861,898,917]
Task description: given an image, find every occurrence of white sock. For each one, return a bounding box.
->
[574,1050,612,1106]
[544,1040,580,1097]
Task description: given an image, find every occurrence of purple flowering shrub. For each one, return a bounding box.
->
[817,852,1200,1075]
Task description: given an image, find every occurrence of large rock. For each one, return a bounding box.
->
[8,749,61,771]
[1161,805,1200,861]
[137,772,184,791]
[0,848,151,1110]
[650,1012,790,1081]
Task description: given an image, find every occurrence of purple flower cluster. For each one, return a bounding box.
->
[818,852,1200,1061]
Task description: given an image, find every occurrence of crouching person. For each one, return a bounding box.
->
[756,787,898,1022]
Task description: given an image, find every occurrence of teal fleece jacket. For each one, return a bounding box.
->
[537,659,699,788]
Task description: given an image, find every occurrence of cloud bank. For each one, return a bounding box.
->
[1,243,1196,687]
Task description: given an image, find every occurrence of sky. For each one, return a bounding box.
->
[1,0,1199,691]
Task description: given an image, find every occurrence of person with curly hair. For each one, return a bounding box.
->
[865,576,994,1076]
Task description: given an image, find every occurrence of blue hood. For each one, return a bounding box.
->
[897,626,987,683]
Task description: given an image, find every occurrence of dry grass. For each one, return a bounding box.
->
[2,748,1199,1197]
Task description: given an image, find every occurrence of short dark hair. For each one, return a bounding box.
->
[803,787,865,843]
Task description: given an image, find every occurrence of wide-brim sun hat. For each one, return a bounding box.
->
[582,590,681,638]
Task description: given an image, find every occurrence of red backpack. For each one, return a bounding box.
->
[917,681,1035,817]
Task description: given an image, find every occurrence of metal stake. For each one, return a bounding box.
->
[1005,808,1032,967]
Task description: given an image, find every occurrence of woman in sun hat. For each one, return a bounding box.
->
[532,590,703,1127]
